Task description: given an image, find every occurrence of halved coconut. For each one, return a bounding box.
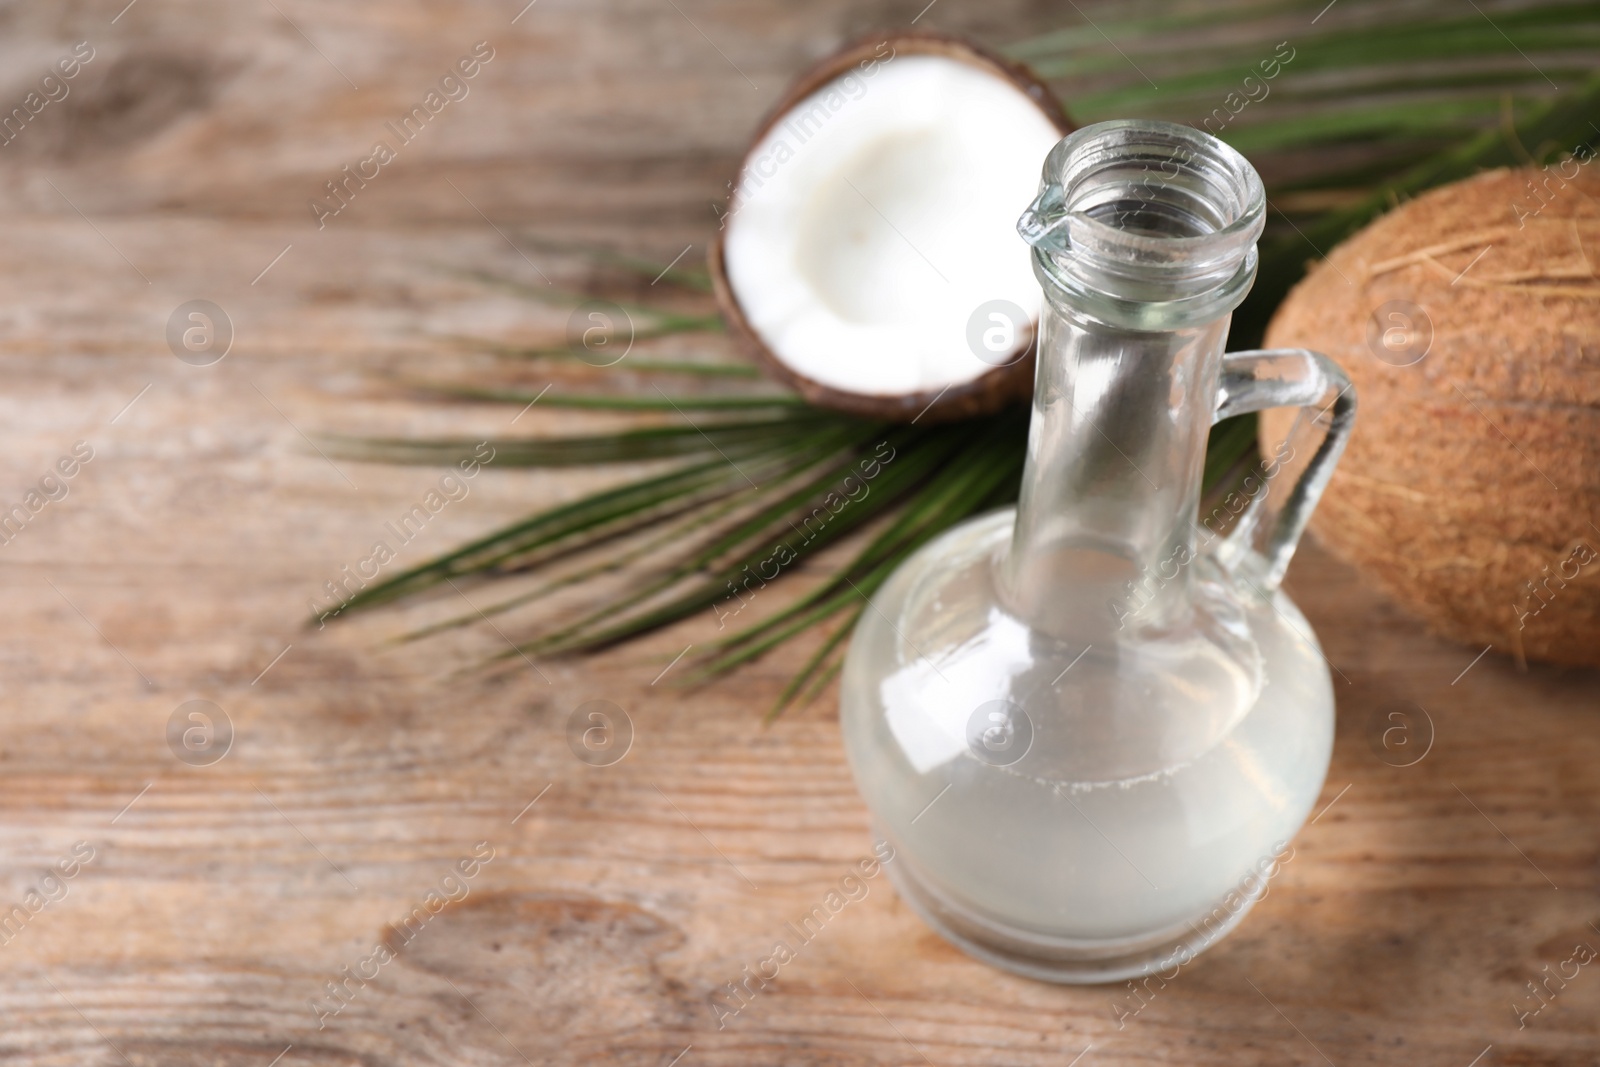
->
[710,32,1071,422]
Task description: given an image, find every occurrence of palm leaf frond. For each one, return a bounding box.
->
[319,0,1600,714]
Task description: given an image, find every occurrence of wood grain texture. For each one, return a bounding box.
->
[0,1,1597,1064]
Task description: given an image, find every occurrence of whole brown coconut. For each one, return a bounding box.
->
[1263,164,1600,667]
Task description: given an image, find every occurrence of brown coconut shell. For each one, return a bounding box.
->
[1262,164,1600,668]
[708,31,1073,424]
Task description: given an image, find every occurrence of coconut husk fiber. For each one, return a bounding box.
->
[1262,164,1600,668]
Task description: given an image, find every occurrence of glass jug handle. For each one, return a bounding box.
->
[1209,348,1357,592]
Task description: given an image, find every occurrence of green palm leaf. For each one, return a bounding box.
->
[319,0,1600,715]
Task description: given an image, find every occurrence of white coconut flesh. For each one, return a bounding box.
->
[723,55,1063,398]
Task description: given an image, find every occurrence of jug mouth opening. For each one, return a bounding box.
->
[1021,120,1266,326]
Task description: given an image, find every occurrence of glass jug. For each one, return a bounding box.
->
[839,120,1356,983]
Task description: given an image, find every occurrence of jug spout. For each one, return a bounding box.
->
[1016,181,1071,254]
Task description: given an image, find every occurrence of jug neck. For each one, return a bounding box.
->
[998,307,1230,636]
[997,121,1265,639]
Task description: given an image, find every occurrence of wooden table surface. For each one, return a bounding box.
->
[2,2,1597,1064]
